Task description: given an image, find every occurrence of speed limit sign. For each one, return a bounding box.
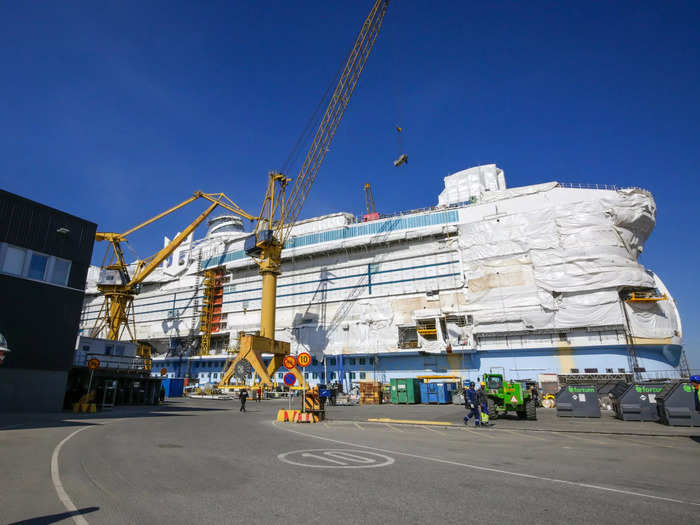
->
[297,352,312,368]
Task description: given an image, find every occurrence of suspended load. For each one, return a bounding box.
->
[393,125,408,167]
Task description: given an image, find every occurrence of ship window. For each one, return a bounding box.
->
[349,358,356,366]
[359,358,366,365]
[570,368,579,373]
[105,344,113,356]
[330,372,336,379]
[446,315,467,327]
[329,357,336,366]
[633,367,646,373]
[398,326,419,348]
[368,357,374,365]
[417,319,438,341]
[360,372,366,379]
[618,368,626,373]
[350,372,356,379]
[606,368,614,373]
[312,358,318,366]
[558,333,568,342]
[304,372,309,379]
[584,368,598,374]
[312,372,318,379]
[82,345,90,352]
[116,345,125,357]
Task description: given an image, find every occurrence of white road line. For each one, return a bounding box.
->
[354,422,364,431]
[423,426,445,436]
[274,424,700,507]
[51,426,92,525]
[385,423,404,433]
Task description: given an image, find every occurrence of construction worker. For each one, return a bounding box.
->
[256,386,262,403]
[464,382,481,427]
[691,375,700,411]
[477,381,492,427]
[239,388,248,412]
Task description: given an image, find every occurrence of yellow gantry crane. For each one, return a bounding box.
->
[92,0,389,386]
[91,192,256,363]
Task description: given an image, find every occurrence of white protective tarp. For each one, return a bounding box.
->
[455,184,661,334]
[438,164,506,206]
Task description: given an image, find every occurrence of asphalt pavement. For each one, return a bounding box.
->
[1,398,698,524]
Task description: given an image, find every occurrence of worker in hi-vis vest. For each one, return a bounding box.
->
[691,375,700,411]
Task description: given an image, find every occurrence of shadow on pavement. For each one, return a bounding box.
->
[8,506,99,524]
[0,402,231,431]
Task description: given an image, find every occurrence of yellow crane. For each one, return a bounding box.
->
[218,0,390,389]
[91,192,256,364]
[92,0,389,385]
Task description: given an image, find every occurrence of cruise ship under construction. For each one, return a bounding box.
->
[79,164,687,388]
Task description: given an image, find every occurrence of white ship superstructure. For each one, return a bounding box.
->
[80,165,685,385]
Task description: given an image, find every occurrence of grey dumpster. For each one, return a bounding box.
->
[656,382,700,427]
[555,385,601,418]
[611,383,665,422]
[598,381,627,411]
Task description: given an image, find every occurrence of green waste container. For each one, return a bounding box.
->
[390,378,421,404]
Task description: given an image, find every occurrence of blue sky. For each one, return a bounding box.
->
[1,1,698,366]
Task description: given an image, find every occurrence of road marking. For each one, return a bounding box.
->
[354,422,364,431]
[274,424,700,507]
[51,426,92,525]
[422,426,445,436]
[385,423,404,433]
[498,428,549,441]
[278,448,395,469]
[368,418,454,426]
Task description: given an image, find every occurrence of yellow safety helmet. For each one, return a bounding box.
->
[480,381,486,388]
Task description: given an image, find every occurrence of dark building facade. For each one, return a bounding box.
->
[0,189,96,411]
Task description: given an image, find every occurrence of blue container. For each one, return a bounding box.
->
[420,382,453,404]
[162,378,185,397]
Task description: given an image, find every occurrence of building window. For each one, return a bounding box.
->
[570,368,579,373]
[312,372,318,379]
[2,245,25,275]
[27,253,48,280]
[312,358,318,366]
[304,372,309,379]
[350,372,356,379]
[1,243,71,286]
[633,367,646,373]
[50,258,71,285]
[359,358,366,365]
[116,345,125,356]
[105,344,113,356]
[329,358,336,366]
[584,368,598,374]
[360,372,366,379]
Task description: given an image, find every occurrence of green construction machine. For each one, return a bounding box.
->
[482,370,537,420]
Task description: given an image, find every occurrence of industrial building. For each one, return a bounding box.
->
[0,190,96,411]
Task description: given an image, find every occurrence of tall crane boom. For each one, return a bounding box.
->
[221,0,389,390]
[276,0,389,244]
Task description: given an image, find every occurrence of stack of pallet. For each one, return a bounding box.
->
[360,381,382,405]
